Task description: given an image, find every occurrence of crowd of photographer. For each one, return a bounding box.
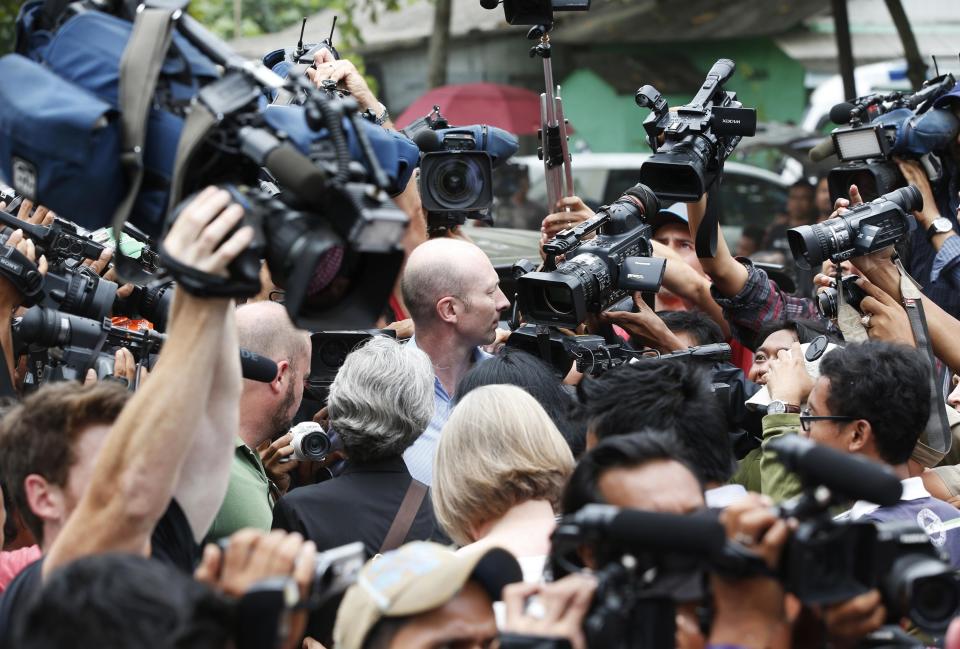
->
[4,0,960,648]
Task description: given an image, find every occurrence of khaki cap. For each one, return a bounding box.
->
[333,541,522,649]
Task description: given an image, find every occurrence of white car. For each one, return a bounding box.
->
[507,153,790,245]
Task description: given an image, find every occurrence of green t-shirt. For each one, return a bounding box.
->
[205,438,274,543]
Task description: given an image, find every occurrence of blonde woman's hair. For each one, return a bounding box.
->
[432,384,575,545]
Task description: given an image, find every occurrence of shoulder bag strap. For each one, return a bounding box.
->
[379,479,428,554]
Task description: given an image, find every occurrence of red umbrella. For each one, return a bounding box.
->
[395,82,572,135]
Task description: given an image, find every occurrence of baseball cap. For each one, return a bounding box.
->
[333,542,522,649]
[647,202,689,233]
[745,336,840,411]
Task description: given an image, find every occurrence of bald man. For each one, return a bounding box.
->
[205,301,311,542]
[400,239,511,484]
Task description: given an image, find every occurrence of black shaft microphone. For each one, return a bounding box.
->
[240,349,278,383]
[768,436,903,506]
[829,101,856,125]
[808,136,837,163]
[479,0,499,9]
[555,504,726,556]
[412,128,443,154]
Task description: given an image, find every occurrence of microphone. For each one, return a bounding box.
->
[240,349,278,383]
[412,128,443,153]
[768,436,903,506]
[808,136,837,163]
[830,101,856,125]
[479,0,499,8]
[556,504,726,556]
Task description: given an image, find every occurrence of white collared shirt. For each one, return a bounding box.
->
[837,476,932,521]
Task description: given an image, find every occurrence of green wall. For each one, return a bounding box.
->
[561,37,807,153]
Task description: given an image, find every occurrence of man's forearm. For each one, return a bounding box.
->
[685,199,749,297]
[174,303,242,540]
[45,291,237,574]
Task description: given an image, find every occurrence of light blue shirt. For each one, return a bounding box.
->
[402,337,492,485]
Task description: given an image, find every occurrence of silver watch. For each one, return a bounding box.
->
[928,217,954,240]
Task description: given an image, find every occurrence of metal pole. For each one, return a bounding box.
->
[831,0,857,100]
[233,0,242,39]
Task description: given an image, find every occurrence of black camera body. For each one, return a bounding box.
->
[637,59,756,202]
[305,329,396,402]
[420,132,495,230]
[787,185,920,269]
[516,185,664,328]
[817,275,868,319]
[497,0,591,26]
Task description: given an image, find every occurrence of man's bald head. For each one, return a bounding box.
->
[401,239,492,325]
[236,301,310,370]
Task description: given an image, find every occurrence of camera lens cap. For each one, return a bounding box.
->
[805,335,829,362]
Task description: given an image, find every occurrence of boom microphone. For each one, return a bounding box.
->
[240,349,278,382]
[808,136,837,163]
[555,504,726,556]
[829,102,856,125]
[768,436,902,506]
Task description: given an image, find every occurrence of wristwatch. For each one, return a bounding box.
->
[927,217,954,240]
[766,400,801,415]
[361,104,390,126]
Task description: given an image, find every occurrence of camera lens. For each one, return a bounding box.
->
[431,158,484,210]
[816,288,838,319]
[543,285,574,315]
[886,554,960,632]
[319,339,351,369]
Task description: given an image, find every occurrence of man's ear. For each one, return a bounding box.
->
[848,419,872,455]
[270,360,290,395]
[436,296,459,324]
[23,474,64,528]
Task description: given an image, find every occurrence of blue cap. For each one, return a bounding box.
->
[872,106,960,156]
[648,202,689,232]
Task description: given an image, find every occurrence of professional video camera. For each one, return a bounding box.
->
[412,125,520,231]
[787,185,921,269]
[0,0,421,330]
[516,184,665,329]
[0,203,175,329]
[758,436,960,634]
[561,336,732,377]
[547,505,727,649]
[14,306,164,386]
[819,72,958,202]
[636,59,757,202]
[484,0,590,26]
[13,304,279,389]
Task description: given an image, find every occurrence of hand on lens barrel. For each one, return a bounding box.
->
[258,432,299,495]
[501,573,598,649]
[820,590,887,649]
[162,187,253,277]
[894,158,939,227]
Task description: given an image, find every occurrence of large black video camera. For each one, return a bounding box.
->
[787,185,921,269]
[762,436,960,634]
[636,59,757,202]
[516,184,665,328]
[824,73,958,202]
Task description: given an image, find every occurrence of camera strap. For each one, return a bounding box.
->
[158,243,261,298]
[895,258,953,466]
[109,5,180,286]
[695,180,722,259]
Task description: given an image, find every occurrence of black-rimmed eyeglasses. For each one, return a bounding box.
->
[799,407,855,432]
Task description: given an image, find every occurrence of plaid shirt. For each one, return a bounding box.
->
[710,259,821,347]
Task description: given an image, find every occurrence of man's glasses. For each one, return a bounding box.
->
[799,407,855,432]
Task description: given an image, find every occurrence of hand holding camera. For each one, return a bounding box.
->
[307,49,383,118]
[259,431,300,495]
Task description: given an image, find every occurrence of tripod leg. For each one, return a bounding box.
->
[554,91,574,200]
[541,93,560,211]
